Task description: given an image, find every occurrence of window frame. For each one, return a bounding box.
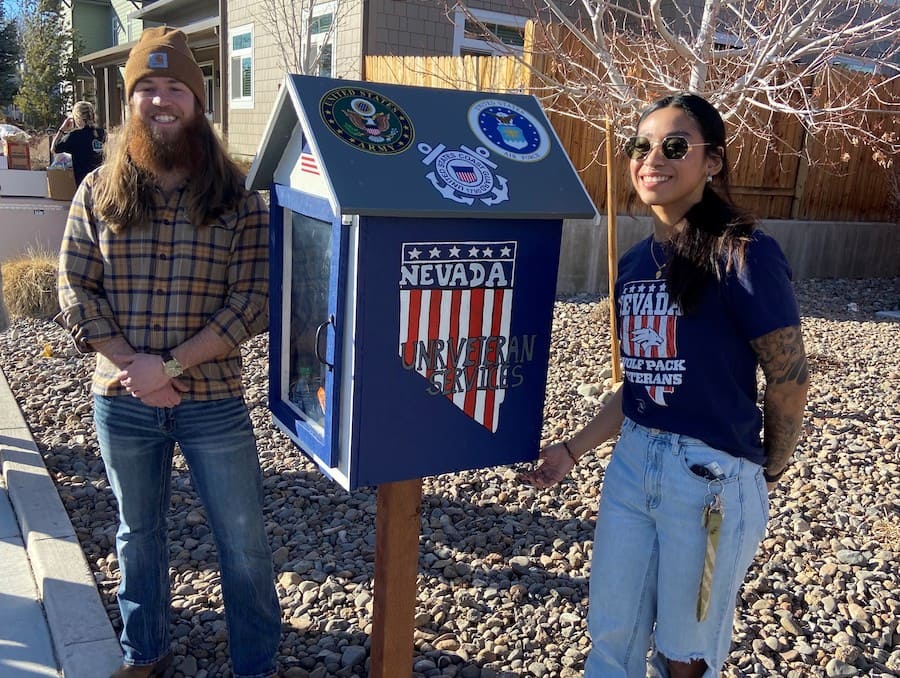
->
[452,7,527,57]
[305,1,336,77]
[229,24,254,109]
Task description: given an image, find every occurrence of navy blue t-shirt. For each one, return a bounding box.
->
[53,125,106,185]
[615,231,800,464]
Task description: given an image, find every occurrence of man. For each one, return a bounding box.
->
[52,100,107,185]
[57,26,281,678]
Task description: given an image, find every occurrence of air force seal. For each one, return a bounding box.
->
[468,99,550,163]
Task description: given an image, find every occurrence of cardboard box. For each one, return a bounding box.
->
[2,140,31,170]
[47,168,76,201]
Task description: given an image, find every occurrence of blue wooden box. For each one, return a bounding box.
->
[249,75,595,489]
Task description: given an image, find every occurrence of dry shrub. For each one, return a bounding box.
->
[232,155,253,177]
[872,517,900,552]
[30,134,52,171]
[1,248,60,319]
[0,266,9,331]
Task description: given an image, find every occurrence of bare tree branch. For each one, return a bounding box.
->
[255,0,345,76]
[471,0,899,164]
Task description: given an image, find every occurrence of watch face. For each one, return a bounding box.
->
[164,361,183,377]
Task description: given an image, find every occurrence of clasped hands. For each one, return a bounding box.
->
[117,353,187,408]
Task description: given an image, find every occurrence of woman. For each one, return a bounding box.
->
[523,93,809,677]
[52,100,106,185]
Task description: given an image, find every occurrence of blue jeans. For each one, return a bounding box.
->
[585,419,769,678]
[94,395,281,678]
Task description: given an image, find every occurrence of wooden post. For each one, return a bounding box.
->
[370,478,423,678]
[605,118,622,383]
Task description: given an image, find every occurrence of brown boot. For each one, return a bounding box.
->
[109,653,174,678]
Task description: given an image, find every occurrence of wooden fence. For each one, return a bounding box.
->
[365,53,899,223]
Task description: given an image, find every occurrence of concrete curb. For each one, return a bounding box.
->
[1,473,58,677]
[0,368,122,677]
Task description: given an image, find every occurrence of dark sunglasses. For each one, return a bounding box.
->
[624,135,710,160]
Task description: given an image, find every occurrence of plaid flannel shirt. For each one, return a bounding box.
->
[58,172,269,399]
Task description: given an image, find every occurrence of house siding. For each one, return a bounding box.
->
[111,0,141,44]
[226,0,276,160]
[228,0,555,159]
[227,0,365,159]
[367,0,450,54]
[365,0,587,55]
[140,2,218,27]
[73,2,112,56]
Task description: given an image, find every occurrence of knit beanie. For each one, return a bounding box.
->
[124,26,205,108]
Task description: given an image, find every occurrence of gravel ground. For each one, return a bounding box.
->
[0,276,898,678]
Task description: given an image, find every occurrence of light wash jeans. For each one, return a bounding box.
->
[94,395,281,678]
[585,418,769,678]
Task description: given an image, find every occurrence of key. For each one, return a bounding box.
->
[697,495,723,621]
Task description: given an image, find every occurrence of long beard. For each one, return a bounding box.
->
[127,111,204,176]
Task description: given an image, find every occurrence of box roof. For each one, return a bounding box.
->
[247,74,597,220]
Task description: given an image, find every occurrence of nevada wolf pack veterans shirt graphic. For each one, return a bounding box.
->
[398,241,535,432]
[619,278,685,407]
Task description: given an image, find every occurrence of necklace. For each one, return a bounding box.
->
[649,239,666,279]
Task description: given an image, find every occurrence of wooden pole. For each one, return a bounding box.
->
[605,118,622,383]
[370,478,423,678]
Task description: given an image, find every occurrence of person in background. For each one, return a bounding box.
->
[522,93,809,677]
[57,26,281,678]
[52,100,107,185]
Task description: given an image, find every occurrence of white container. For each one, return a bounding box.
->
[0,197,69,261]
[0,169,49,198]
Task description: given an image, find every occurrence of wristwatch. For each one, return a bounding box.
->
[161,350,184,377]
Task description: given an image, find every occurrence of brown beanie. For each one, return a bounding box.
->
[124,26,205,108]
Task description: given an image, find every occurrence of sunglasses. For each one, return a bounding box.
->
[624,135,710,160]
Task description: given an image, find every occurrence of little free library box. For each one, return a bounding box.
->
[249,75,596,490]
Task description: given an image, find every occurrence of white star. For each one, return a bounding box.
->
[468,246,480,257]
[408,247,422,260]
[482,247,494,257]
[448,246,461,258]
[499,246,511,257]
[429,247,441,258]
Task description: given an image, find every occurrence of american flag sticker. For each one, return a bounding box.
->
[399,241,521,432]
[300,151,319,175]
[291,141,328,198]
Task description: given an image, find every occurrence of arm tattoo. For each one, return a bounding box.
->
[750,325,809,387]
[751,326,810,473]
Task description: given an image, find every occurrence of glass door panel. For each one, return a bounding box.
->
[287,212,332,431]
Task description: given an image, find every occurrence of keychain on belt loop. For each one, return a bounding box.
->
[697,476,724,622]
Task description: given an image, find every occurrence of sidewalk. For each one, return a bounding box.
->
[0,368,121,677]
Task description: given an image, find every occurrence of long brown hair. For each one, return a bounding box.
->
[638,94,754,314]
[92,105,246,233]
